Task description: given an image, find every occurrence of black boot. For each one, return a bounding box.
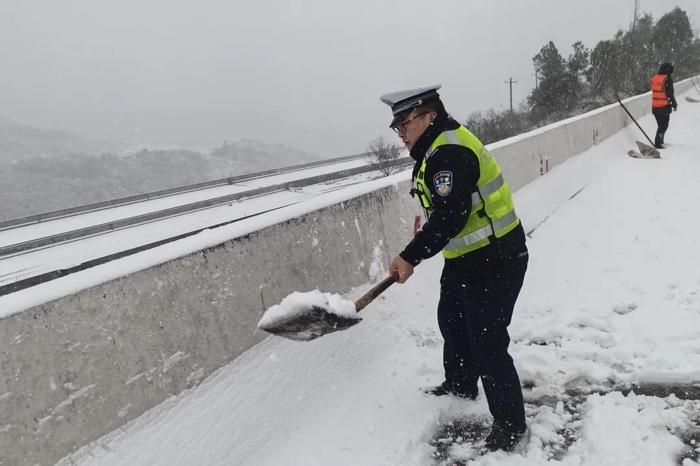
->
[654,132,665,149]
[424,380,478,399]
[483,422,526,452]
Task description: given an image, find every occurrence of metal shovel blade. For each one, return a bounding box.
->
[636,141,660,158]
[258,273,397,342]
[258,306,362,341]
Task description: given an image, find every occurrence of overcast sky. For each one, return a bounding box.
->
[0,0,698,156]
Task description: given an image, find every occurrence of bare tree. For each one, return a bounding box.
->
[366,136,402,176]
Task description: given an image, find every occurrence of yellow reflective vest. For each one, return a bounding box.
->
[414,126,520,258]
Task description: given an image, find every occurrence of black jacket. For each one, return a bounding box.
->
[399,114,526,266]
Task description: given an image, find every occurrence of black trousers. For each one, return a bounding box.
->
[437,247,528,430]
[653,107,671,146]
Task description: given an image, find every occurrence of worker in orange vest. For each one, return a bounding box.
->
[651,62,678,149]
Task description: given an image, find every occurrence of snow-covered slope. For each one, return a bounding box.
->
[60,96,700,466]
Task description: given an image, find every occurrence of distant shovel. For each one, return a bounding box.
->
[616,98,661,158]
[257,273,397,341]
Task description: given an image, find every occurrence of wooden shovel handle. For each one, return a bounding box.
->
[355,272,398,312]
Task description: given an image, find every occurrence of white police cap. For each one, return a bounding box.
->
[380,84,442,127]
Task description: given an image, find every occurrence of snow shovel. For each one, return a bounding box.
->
[257,273,398,341]
[616,98,660,158]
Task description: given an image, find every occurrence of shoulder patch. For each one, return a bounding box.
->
[433,170,453,197]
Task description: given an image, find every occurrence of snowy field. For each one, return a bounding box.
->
[60,96,700,466]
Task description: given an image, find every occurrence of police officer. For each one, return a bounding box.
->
[651,62,678,149]
[380,85,529,451]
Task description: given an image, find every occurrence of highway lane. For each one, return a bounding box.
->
[0,156,375,249]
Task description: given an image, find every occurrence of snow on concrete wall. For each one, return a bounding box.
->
[0,78,694,466]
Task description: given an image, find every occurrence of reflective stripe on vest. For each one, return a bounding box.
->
[414,126,520,258]
[651,74,668,108]
[445,210,519,251]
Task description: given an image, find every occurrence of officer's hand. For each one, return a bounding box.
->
[390,255,414,283]
[673,104,678,112]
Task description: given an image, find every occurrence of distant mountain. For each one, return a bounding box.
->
[0,118,324,221]
[0,115,322,170]
[210,139,320,172]
[0,115,119,160]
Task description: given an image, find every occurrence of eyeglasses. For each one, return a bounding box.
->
[391,111,429,134]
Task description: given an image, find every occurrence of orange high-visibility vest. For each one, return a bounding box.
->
[651,74,669,108]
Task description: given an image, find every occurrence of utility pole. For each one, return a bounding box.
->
[504,76,518,113]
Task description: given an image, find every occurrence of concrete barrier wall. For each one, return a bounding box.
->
[0,79,695,465]
[492,77,694,192]
[0,187,421,466]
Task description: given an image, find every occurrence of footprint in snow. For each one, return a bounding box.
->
[612,302,638,315]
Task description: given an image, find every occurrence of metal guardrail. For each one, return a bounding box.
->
[0,152,373,232]
[0,157,413,296]
[0,157,413,259]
